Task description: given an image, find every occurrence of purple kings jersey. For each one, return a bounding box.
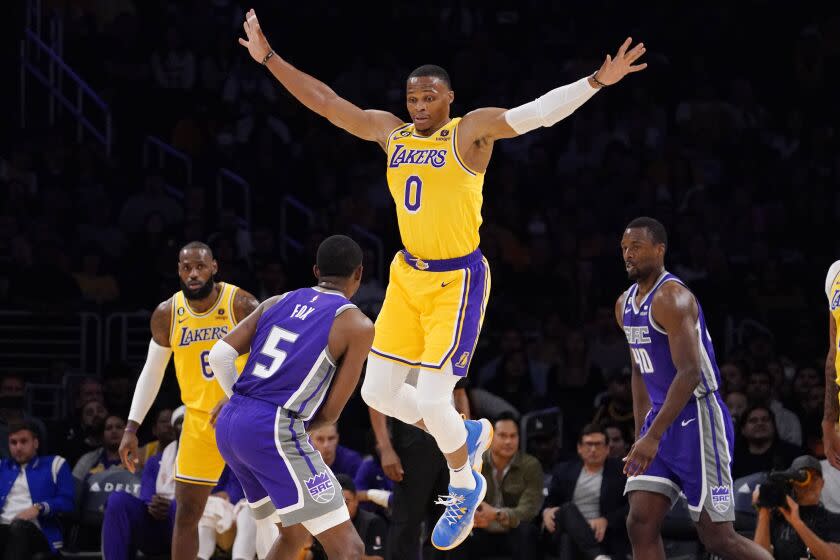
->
[621,271,721,409]
[233,287,357,420]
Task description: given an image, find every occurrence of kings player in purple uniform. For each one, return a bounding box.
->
[617,218,772,560]
[208,235,374,560]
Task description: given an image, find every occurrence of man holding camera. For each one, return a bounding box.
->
[753,455,840,559]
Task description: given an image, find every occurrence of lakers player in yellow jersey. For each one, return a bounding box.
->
[119,241,259,560]
[823,261,840,471]
[239,8,645,550]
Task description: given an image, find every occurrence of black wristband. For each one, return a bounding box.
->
[261,50,275,65]
[591,72,608,88]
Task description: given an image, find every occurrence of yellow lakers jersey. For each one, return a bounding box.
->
[385,118,484,260]
[170,283,247,412]
[827,261,840,387]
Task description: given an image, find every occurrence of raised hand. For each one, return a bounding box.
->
[593,37,647,86]
[238,9,273,64]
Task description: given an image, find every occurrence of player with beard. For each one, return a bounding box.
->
[119,241,259,560]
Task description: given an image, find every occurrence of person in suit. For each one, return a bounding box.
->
[541,424,629,559]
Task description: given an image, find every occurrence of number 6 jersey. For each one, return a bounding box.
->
[170,282,248,412]
[233,287,357,421]
[621,271,722,409]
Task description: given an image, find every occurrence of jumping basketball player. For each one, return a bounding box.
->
[119,241,259,560]
[238,8,645,550]
[617,217,772,560]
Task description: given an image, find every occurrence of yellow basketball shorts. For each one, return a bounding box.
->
[175,407,225,486]
[371,249,491,376]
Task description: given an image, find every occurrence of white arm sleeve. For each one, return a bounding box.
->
[209,340,239,398]
[825,260,840,301]
[128,339,173,424]
[504,76,599,134]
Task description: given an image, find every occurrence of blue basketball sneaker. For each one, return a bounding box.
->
[431,469,487,550]
[465,418,493,472]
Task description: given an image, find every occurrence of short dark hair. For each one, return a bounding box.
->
[578,423,608,444]
[408,64,452,89]
[626,217,668,248]
[316,235,363,278]
[335,473,356,494]
[494,411,520,432]
[8,421,39,440]
[740,404,777,432]
[180,241,213,258]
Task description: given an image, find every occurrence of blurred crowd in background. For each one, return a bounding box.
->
[2,1,840,558]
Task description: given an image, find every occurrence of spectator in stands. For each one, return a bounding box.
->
[138,408,175,471]
[102,407,256,560]
[487,350,536,415]
[720,360,748,395]
[726,390,749,424]
[592,367,635,445]
[733,404,802,480]
[542,424,629,560]
[72,376,105,415]
[753,455,840,559]
[118,174,184,234]
[0,421,74,558]
[72,415,126,486]
[309,474,389,560]
[604,423,629,460]
[309,424,362,478]
[72,246,120,305]
[0,373,48,457]
[746,369,803,446]
[353,447,393,516]
[457,412,543,560]
[61,398,108,466]
[150,26,196,90]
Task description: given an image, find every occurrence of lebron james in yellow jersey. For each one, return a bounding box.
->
[823,261,840,471]
[239,9,646,550]
[119,241,258,560]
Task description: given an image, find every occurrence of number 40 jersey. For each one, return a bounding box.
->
[232,287,358,422]
[621,271,722,410]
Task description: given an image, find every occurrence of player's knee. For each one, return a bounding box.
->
[626,509,659,542]
[174,498,205,524]
[698,525,737,555]
[344,532,365,560]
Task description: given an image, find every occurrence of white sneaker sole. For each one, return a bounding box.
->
[432,474,488,551]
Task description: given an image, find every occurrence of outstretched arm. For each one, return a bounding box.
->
[459,37,647,144]
[624,283,700,476]
[239,9,402,149]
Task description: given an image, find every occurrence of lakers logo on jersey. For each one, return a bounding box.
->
[170,283,248,412]
[385,118,484,260]
[832,290,840,310]
[455,352,470,369]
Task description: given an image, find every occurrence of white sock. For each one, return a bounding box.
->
[449,460,475,490]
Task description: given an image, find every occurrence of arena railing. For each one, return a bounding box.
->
[217,168,252,228]
[0,311,102,378]
[279,195,315,261]
[20,28,111,156]
[105,311,153,370]
[142,136,193,197]
[350,224,385,285]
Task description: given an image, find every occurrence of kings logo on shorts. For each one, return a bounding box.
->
[305,471,335,504]
[711,485,731,513]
